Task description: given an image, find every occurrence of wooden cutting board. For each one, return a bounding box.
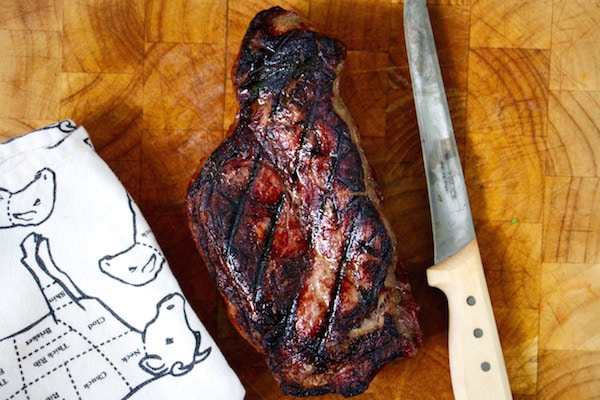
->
[2,0,600,398]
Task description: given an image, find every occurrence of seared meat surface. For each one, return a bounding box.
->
[187,7,421,397]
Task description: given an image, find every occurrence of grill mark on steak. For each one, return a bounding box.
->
[226,155,261,268]
[187,6,421,397]
[252,193,285,303]
[318,209,358,353]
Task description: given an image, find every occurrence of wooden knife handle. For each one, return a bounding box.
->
[427,239,512,400]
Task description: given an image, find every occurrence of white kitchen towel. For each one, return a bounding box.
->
[0,120,245,400]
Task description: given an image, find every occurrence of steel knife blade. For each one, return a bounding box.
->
[404,0,512,398]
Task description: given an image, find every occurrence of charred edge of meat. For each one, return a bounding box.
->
[234,9,345,120]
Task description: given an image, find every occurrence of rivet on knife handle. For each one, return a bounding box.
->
[403,0,512,398]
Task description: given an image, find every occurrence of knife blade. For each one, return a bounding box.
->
[403,0,512,399]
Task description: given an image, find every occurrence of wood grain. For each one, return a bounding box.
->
[2,0,600,398]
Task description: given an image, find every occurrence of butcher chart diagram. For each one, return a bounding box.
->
[0,123,212,400]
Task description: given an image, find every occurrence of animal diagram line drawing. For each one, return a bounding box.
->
[99,195,165,286]
[0,168,56,229]
[0,149,211,400]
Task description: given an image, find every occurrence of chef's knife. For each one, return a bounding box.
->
[403,0,512,398]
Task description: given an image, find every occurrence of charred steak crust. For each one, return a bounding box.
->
[187,7,422,397]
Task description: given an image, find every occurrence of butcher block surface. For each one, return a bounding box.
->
[1,0,599,399]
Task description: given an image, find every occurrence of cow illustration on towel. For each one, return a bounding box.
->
[99,194,165,286]
[0,168,56,229]
[1,166,164,287]
[0,233,211,400]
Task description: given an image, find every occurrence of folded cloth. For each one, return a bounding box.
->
[0,121,245,400]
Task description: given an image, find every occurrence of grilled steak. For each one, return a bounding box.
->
[187,7,422,397]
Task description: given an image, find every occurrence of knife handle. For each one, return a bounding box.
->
[427,239,512,400]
